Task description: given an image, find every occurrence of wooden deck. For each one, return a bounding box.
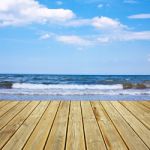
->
[0,101,150,150]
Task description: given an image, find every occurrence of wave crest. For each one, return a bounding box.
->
[12,83,123,90]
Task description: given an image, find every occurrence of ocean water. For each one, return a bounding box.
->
[0,74,150,100]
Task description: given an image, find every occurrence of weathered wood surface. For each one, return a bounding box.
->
[0,100,149,150]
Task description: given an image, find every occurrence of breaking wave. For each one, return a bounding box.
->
[12,83,123,90]
[0,83,149,96]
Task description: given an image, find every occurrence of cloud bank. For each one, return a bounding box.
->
[56,35,92,46]
[1,0,150,45]
[128,14,150,19]
[0,0,75,26]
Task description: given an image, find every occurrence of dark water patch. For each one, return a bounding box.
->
[123,83,147,89]
[0,81,13,89]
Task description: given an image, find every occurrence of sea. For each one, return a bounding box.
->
[0,74,150,100]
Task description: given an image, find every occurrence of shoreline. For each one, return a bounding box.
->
[1,99,150,101]
[0,94,150,101]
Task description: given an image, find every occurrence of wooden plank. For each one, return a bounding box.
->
[1,100,150,150]
[66,101,85,150]
[91,101,127,150]
[81,101,106,150]
[101,101,149,150]
[0,101,10,109]
[123,101,150,113]
[0,101,39,149]
[0,101,29,129]
[2,101,49,150]
[0,101,18,117]
[140,101,150,109]
[44,101,70,150]
[111,101,150,148]
[23,101,60,150]
[121,101,150,129]
[131,101,150,111]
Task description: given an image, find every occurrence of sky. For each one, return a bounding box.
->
[0,0,150,75]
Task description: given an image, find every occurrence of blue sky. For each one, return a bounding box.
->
[0,0,150,74]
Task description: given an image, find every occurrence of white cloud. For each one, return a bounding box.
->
[56,35,92,46]
[66,16,127,32]
[39,32,58,40]
[40,34,51,40]
[40,16,150,45]
[39,12,150,45]
[124,0,137,4]
[0,0,75,27]
[96,31,150,43]
[97,4,103,8]
[1,0,150,45]
[56,1,63,5]
[40,30,150,46]
[89,17,150,43]
[39,32,93,46]
[91,16,126,30]
[56,31,150,46]
[128,14,150,19]
[122,31,150,41]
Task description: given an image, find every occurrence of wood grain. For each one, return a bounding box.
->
[0,100,149,150]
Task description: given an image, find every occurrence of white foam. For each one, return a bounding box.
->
[0,83,148,96]
[12,83,123,90]
[0,88,150,96]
